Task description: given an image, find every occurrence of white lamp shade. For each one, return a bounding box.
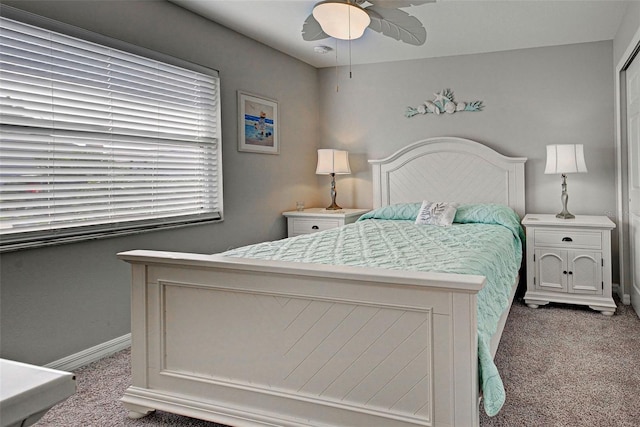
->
[544,144,587,174]
[312,1,371,40]
[316,149,351,175]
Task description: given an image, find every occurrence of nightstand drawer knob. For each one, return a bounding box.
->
[563,271,568,275]
[562,237,573,242]
[312,225,319,230]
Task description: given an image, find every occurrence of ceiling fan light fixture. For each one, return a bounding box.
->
[312,1,371,40]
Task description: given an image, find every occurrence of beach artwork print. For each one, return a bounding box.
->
[244,101,273,145]
[238,91,278,154]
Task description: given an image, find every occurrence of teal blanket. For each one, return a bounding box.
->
[223,203,523,416]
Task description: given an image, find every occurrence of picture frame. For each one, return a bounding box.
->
[237,91,279,154]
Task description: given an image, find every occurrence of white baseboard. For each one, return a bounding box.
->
[632,281,640,317]
[613,283,631,305]
[45,333,131,372]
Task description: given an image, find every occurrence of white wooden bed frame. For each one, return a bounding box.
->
[118,137,526,427]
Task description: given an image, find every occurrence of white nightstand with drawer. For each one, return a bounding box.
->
[521,214,616,315]
[283,208,370,237]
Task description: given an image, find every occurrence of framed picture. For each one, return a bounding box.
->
[237,91,279,154]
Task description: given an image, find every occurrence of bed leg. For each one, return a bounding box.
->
[128,409,154,419]
[124,404,155,419]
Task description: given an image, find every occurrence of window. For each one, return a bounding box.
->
[0,14,222,251]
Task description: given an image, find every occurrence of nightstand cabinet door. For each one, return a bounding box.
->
[536,249,568,292]
[535,249,603,295]
[569,251,602,295]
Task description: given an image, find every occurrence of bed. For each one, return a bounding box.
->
[118,136,527,427]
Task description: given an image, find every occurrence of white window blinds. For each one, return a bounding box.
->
[0,16,222,250]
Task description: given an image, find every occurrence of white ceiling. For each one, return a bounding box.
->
[169,0,630,68]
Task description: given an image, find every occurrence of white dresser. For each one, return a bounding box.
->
[522,214,616,315]
[282,208,370,237]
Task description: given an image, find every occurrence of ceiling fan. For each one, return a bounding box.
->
[302,0,434,46]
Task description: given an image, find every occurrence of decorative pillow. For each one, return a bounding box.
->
[415,201,458,227]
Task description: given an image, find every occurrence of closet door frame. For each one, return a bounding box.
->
[614,24,640,317]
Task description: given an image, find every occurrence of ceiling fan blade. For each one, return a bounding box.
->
[366,0,435,9]
[365,5,427,46]
[302,13,330,41]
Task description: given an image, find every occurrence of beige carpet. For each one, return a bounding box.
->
[34,298,640,426]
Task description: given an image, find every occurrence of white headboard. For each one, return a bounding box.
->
[369,137,527,216]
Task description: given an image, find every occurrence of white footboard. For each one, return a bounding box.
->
[118,250,486,427]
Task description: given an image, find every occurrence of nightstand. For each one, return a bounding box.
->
[282,208,370,237]
[522,214,616,315]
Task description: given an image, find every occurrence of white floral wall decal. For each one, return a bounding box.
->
[405,89,483,118]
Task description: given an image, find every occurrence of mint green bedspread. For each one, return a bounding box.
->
[223,203,524,416]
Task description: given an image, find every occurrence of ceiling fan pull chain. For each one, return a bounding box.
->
[335,38,339,92]
[349,40,353,79]
[348,3,353,79]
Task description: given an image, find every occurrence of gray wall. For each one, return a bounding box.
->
[0,0,322,365]
[318,41,618,279]
[318,41,616,216]
[613,1,640,67]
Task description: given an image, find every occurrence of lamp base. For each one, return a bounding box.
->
[555,211,575,219]
[556,174,575,219]
[326,173,342,210]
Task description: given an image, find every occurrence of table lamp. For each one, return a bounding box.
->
[545,144,587,219]
[316,149,351,210]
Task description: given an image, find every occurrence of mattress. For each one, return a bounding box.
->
[223,203,524,416]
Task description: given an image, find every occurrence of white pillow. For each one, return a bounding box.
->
[415,201,458,227]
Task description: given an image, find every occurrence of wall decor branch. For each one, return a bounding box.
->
[405,89,483,118]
